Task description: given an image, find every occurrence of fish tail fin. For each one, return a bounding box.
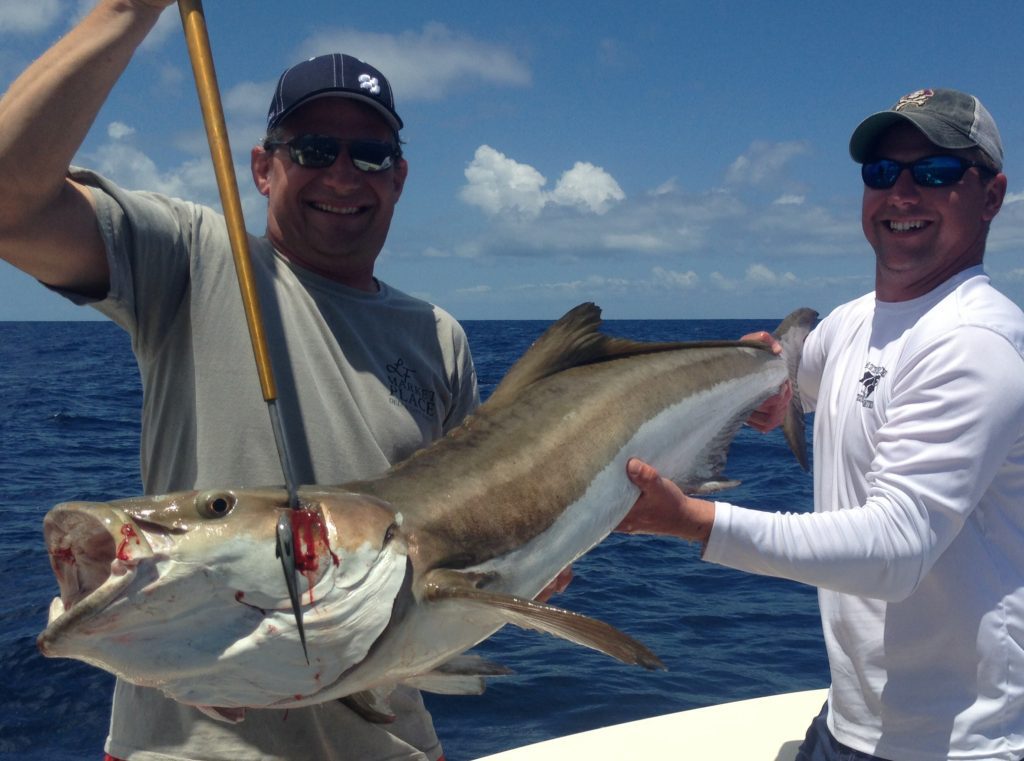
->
[773,308,818,471]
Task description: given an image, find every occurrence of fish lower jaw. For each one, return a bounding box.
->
[53,552,139,615]
[37,565,139,655]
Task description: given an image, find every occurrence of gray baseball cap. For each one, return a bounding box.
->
[849,88,1003,171]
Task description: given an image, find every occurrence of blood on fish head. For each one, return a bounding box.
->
[36,485,412,709]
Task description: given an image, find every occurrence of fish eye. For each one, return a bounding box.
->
[197,491,237,519]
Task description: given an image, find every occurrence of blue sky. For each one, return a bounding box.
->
[2,0,1022,320]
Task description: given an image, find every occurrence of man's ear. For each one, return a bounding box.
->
[251,146,272,197]
[982,172,1007,222]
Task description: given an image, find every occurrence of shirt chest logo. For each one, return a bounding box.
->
[856,361,887,409]
[386,358,437,420]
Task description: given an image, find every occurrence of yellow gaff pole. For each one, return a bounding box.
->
[177,0,308,659]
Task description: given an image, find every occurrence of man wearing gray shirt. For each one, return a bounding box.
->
[0,2,477,759]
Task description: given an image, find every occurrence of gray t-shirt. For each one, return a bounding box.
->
[67,169,479,761]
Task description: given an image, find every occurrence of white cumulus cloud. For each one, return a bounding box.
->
[550,162,625,214]
[460,145,548,216]
[461,145,624,218]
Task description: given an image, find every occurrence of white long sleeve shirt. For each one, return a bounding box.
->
[706,267,1024,760]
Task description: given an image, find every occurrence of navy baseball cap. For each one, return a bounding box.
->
[266,53,403,133]
[850,88,1003,171]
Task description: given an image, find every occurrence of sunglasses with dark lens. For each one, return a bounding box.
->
[264,134,398,172]
[861,155,992,190]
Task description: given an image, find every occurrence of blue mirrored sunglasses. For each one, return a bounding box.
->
[861,155,992,190]
[264,134,398,172]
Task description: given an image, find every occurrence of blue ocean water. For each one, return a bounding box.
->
[0,319,827,761]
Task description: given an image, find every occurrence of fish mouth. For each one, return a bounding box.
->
[37,505,154,653]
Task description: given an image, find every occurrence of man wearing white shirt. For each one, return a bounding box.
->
[621,88,1024,761]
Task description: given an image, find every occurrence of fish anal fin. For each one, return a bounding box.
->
[422,570,664,671]
[433,653,514,677]
[403,672,487,696]
[403,655,513,695]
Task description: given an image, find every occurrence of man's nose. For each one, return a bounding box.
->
[887,166,921,203]
[322,149,362,188]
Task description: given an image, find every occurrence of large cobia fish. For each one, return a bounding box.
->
[38,303,816,721]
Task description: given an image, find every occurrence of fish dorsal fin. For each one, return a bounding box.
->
[486,302,667,408]
[421,569,664,670]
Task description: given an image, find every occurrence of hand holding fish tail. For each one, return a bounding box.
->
[618,458,715,545]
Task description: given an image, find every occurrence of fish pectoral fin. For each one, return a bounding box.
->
[403,655,513,696]
[423,571,664,671]
[339,688,397,724]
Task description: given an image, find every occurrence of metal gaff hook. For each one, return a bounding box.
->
[177,0,308,659]
[275,512,310,664]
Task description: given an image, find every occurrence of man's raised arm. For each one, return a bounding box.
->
[0,0,174,297]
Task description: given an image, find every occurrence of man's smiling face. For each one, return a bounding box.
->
[861,122,1005,302]
[252,98,407,291]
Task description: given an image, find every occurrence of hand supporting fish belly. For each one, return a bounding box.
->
[37,302,816,719]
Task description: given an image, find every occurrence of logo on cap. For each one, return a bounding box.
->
[894,89,934,111]
[359,73,381,95]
